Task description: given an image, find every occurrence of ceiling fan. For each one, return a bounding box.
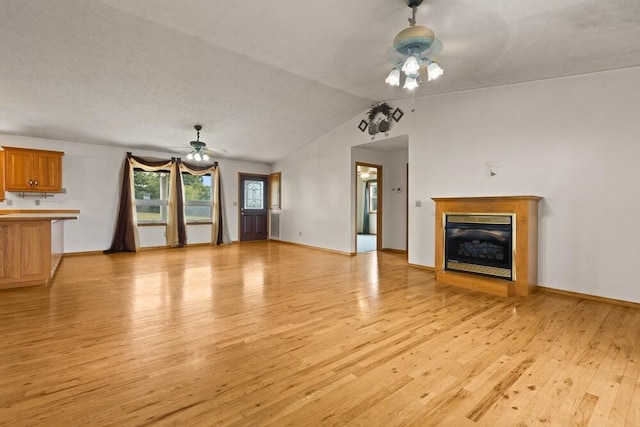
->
[186,125,215,161]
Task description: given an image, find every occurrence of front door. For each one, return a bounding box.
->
[239,174,268,241]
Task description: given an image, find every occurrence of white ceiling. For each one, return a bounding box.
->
[1,0,639,163]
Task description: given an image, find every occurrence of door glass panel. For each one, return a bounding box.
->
[244,180,264,209]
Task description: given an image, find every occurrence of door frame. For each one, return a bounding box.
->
[238,172,270,242]
[355,162,382,253]
[406,162,409,252]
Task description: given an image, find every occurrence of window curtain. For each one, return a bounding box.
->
[363,181,370,235]
[179,160,230,245]
[168,160,187,247]
[104,153,181,253]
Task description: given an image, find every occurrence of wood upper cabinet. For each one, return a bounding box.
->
[2,147,64,192]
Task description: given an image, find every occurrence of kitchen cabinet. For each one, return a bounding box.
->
[0,211,79,289]
[2,146,64,193]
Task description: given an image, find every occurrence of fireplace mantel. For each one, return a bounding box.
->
[432,196,542,297]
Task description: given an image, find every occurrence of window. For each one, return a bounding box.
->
[244,179,264,209]
[182,173,213,222]
[134,170,169,223]
[133,170,213,223]
[369,181,378,213]
[269,172,281,209]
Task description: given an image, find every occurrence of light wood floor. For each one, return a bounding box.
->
[1,242,639,426]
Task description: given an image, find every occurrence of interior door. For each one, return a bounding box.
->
[239,174,268,241]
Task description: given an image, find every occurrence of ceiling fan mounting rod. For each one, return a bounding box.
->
[405,0,424,7]
[405,0,423,27]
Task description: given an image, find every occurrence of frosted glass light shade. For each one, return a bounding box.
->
[385,68,401,86]
[427,61,444,81]
[403,75,419,90]
[401,56,420,76]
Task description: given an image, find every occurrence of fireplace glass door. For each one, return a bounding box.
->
[445,215,513,280]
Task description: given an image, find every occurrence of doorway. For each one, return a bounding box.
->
[355,163,382,253]
[238,173,269,241]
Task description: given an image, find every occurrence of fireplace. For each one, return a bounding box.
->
[431,196,542,297]
[445,214,514,280]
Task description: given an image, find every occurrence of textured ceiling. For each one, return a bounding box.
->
[1,0,639,163]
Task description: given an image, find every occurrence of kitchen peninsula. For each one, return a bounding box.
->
[0,209,79,289]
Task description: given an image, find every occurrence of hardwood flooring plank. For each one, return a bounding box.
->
[0,243,638,425]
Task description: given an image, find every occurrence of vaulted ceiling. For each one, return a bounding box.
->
[1,0,639,163]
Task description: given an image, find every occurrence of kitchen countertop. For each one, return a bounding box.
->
[0,209,80,220]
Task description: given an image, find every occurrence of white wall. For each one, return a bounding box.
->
[383,149,408,251]
[274,128,354,250]
[275,66,640,303]
[0,134,270,252]
[409,66,640,303]
[273,113,414,254]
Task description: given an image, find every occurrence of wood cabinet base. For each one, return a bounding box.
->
[0,217,71,289]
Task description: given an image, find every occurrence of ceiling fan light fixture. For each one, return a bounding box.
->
[385,0,444,90]
[385,68,401,86]
[403,75,420,90]
[401,55,421,76]
[186,124,212,162]
[427,60,444,81]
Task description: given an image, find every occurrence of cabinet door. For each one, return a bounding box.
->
[4,148,34,191]
[0,221,50,286]
[33,152,62,192]
[19,222,50,281]
[0,223,21,281]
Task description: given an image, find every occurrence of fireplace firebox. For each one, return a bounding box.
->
[445,214,514,280]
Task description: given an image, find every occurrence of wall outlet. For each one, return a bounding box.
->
[62,188,67,194]
[415,200,422,207]
[232,201,238,206]
[6,199,13,206]
[299,231,302,236]
[35,199,41,206]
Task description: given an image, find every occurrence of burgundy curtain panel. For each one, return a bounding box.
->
[173,162,187,247]
[104,155,136,253]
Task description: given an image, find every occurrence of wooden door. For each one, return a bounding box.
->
[33,151,62,192]
[4,148,34,191]
[239,174,268,241]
